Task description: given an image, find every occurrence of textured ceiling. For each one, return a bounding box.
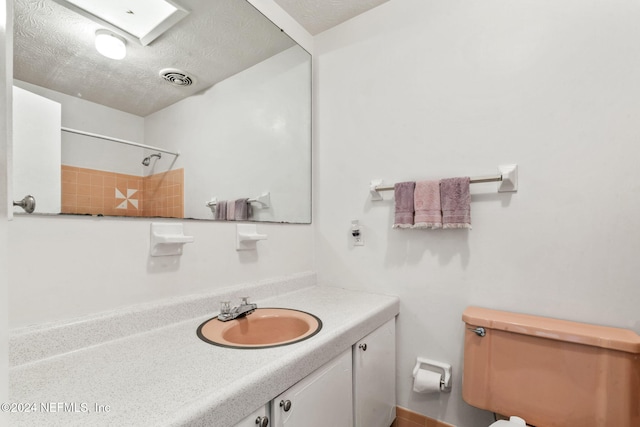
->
[14,0,389,116]
[273,0,390,35]
[14,0,296,116]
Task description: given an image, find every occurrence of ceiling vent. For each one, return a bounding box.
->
[159,68,194,87]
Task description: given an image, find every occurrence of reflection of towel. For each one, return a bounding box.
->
[215,201,227,220]
[227,200,236,221]
[392,182,415,229]
[414,180,442,229]
[234,198,250,220]
[441,177,471,229]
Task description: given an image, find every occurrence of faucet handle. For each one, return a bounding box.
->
[240,296,250,305]
[220,300,231,315]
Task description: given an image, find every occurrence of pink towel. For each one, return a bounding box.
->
[226,200,236,221]
[414,180,442,229]
[440,177,471,229]
[392,181,415,229]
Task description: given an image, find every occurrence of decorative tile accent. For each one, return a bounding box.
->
[60,165,183,218]
[391,407,456,427]
[115,188,139,210]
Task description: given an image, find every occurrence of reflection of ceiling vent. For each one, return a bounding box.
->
[159,68,194,87]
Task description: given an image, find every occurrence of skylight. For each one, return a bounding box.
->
[54,0,190,46]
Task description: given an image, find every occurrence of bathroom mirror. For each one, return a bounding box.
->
[12,0,311,223]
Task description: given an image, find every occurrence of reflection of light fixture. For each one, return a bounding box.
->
[95,29,126,60]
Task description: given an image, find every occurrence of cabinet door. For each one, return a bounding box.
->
[233,404,269,427]
[272,349,353,427]
[353,318,396,427]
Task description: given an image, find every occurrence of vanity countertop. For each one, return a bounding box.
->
[9,284,399,426]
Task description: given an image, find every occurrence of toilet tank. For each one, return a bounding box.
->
[462,306,640,427]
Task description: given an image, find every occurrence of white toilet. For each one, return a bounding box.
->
[489,416,527,427]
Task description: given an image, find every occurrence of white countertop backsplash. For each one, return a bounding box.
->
[9,272,399,426]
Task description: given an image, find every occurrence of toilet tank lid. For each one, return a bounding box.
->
[462,306,640,354]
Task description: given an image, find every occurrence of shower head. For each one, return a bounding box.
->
[142,152,162,166]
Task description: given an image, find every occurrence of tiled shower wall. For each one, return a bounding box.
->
[143,169,184,218]
[61,165,184,218]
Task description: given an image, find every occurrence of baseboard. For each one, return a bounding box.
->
[391,406,456,427]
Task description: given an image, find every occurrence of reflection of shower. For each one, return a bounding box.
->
[142,153,162,166]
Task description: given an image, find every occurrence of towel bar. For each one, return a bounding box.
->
[205,192,270,209]
[370,164,517,200]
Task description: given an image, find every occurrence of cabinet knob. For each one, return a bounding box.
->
[255,415,269,427]
[359,343,367,351]
[13,195,36,214]
[279,399,292,412]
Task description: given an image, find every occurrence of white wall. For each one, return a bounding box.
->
[314,1,640,426]
[8,216,313,327]
[145,46,311,223]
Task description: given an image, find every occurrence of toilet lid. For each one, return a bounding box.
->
[488,416,527,427]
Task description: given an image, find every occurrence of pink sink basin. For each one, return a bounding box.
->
[197,308,322,349]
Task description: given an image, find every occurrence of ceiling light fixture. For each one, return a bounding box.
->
[95,29,127,60]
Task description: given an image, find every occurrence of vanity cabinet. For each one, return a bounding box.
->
[233,318,396,427]
[272,349,353,427]
[353,318,396,427]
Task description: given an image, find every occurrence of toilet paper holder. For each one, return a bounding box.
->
[412,357,452,392]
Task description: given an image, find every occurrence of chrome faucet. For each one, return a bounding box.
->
[217,297,257,322]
